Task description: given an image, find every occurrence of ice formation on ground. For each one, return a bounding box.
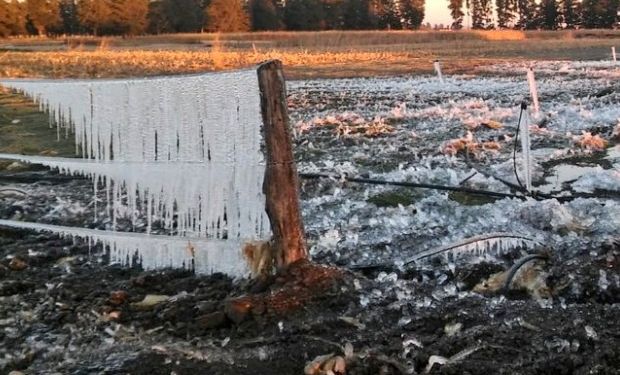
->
[1,60,618,275]
[0,69,271,276]
[288,60,620,268]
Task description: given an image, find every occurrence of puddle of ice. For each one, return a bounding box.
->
[538,164,601,194]
[537,146,620,194]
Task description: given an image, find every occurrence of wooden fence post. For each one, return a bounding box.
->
[257,60,308,269]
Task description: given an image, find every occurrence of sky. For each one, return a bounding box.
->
[424,0,455,26]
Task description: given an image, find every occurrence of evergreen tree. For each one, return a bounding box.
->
[25,0,61,35]
[399,0,425,29]
[372,0,401,29]
[283,0,324,30]
[77,0,112,35]
[155,0,204,32]
[448,0,465,29]
[560,0,581,28]
[581,0,598,28]
[599,0,620,28]
[538,0,559,29]
[58,0,79,34]
[496,0,518,28]
[515,0,538,29]
[147,0,171,34]
[343,0,376,29]
[471,0,494,29]
[581,0,619,28]
[250,0,282,30]
[206,0,250,32]
[321,0,345,29]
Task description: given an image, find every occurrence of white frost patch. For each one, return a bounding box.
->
[572,167,620,193]
[481,60,620,79]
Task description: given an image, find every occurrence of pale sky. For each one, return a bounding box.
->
[424,0,454,26]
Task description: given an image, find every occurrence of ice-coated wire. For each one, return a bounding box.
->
[405,232,539,265]
[0,69,273,276]
[0,71,271,240]
[0,219,251,276]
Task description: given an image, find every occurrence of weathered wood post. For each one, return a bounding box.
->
[257,60,308,269]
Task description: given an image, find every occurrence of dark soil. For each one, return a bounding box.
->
[1,222,618,374]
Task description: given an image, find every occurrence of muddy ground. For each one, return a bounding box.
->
[0,211,618,374]
[1,60,620,374]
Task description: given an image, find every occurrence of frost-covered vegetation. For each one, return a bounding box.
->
[0,59,618,374]
[289,60,619,268]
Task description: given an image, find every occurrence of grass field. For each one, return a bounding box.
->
[0,90,75,154]
[1,30,619,79]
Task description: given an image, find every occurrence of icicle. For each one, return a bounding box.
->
[0,219,252,277]
[434,60,444,84]
[0,70,263,163]
[519,104,533,192]
[526,68,540,115]
[406,232,539,265]
[0,154,270,240]
[613,47,617,63]
[0,69,274,276]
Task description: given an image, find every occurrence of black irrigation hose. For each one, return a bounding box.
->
[299,173,529,201]
[299,173,618,203]
[301,102,617,203]
[465,164,559,201]
[502,253,550,294]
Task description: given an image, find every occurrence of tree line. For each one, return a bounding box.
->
[0,0,425,36]
[0,0,618,37]
[453,0,619,30]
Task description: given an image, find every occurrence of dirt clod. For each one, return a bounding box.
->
[8,257,28,271]
[196,311,228,329]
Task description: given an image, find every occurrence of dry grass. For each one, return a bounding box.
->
[0,50,417,79]
[474,30,526,41]
[51,29,620,47]
[0,30,619,79]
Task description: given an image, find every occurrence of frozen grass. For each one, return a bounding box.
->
[289,60,619,265]
[4,29,620,48]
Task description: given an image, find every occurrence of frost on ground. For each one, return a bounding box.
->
[288,61,619,267]
[0,60,619,374]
